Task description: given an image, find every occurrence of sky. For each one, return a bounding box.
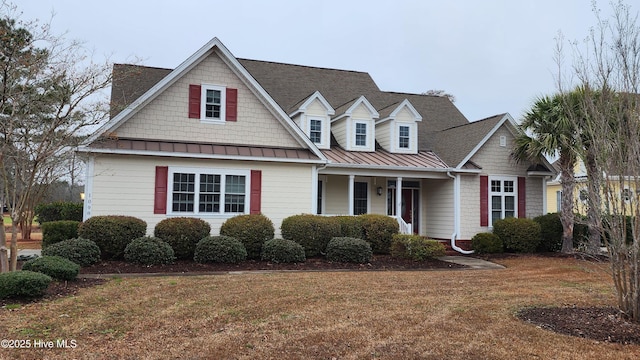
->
[13,0,619,122]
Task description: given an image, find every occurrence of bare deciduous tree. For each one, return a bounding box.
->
[0,2,112,272]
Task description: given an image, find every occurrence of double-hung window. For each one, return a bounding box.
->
[201,85,226,122]
[489,177,516,226]
[309,119,322,144]
[398,125,410,149]
[169,168,248,215]
[355,122,367,147]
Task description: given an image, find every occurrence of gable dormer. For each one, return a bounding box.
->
[331,96,379,152]
[375,99,422,154]
[289,91,334,149]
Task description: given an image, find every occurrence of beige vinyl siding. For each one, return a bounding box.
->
[458,175,482,240]
[88,155,313,236]
[331,119,348,149]
[526,177,544,218]
[375,121,391,151]
[114,50,301,148]
[424,179,454,239]
[324,175,349,215]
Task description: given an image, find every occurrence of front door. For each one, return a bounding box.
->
[402,188,419,234]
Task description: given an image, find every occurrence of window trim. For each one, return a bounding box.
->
[353,179,371,215]
[308,117,325,147]
[398,124,410,149]
[200,84,226,123]
[488,176,518,226]
[353,120,369,148]
[167,167,250,217]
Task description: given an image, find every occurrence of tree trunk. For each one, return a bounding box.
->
[585,151,603,254]
[9,219,18,271]
[0,221,8,273]
[559,153,576,254]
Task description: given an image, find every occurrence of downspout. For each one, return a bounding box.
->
[447,171,474,255]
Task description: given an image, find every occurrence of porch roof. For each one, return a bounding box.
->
[322,146,449,170]
[82,137,323,163]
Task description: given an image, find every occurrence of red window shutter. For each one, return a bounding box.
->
[188,84,201,119]
[480,175,488,226]
[250,170,262,214]
[226,88,237,121]
[518,177,526,218]
[154,166,169,214]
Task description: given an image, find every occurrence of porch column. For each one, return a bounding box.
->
[348,175,355,215]
[396,177,402,220]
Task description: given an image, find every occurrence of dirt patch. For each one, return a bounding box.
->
[78,254,465,275]
[518,306,640,345]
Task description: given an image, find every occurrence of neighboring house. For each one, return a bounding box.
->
[78,38,554,252]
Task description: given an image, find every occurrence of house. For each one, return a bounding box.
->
[78,38,554,253]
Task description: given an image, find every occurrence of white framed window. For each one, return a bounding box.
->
[354,122,368,147]
[353,181,369,215]
[489,176,517,226]
[622,188,632,203]
[398,125,410,149]
[201,84,226,122]
[168,167,249,216]
[309,118,323,144]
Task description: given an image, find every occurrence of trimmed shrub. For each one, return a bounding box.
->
[41,220,80,248]
[281,214,341,257]
[42,238,101,267]
[0,271,52,299]
[493,217,541,253]
[325,237,372,264]
[219,214,274,260]
[533,213,563,252]
[194,236,247,264]
[390,234,446,260]
[21,255,80,281]
[261,239,306,263]
[334,216,364,238]
[124,236,175,265]
[471,232,503,254]
[154,217,211,260]
[358,214,399,254]
[35,202,83,223]
[78,216,147,259]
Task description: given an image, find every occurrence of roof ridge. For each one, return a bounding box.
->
[238,58,372,76]
[439,113,505,132]
[114,63,173,71]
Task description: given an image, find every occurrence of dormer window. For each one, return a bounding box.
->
[398,125,410,148]
[310,118,323,143]
[202,85,225,122]
[355,122,367,146]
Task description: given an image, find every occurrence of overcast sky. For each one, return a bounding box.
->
[15,0,619,122]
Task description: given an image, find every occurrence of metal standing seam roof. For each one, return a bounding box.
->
[322,146,448,169]
[86,138,322,161]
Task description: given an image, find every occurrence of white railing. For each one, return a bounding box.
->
[396,216,412,234]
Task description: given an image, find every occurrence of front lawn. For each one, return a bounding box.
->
[0,256,634,359]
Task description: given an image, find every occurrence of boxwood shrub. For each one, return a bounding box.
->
[325,237,372,264]
[78,215,147,259]
[0,271,52,299]
[261,238,306,263]
[42,238,101,267]
[390,234,446,260]
[41,220,80,248]
[154,217,210,260]
[358,214,399,254]
[471,232,503,254]
[21,255,80,281]
[35,202,84,223]
[533,213,563,252]
[333,216,364,238]
[493,217,541,253]
[124,236,175,265]
[281,214,340,257]
[219,214,274,260]
[194,236,247,264]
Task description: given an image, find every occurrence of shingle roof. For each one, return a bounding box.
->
[109,59,474,165]
[429,114,505,168]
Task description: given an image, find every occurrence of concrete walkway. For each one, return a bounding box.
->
[439,256,505,270]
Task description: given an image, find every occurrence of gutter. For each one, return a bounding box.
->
[447,171,475,255]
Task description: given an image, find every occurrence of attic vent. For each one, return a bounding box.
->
[499,136,506,147]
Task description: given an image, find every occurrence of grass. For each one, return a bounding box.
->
[0,256,635,359]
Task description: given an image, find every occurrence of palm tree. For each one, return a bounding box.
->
[513,93,580,253]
